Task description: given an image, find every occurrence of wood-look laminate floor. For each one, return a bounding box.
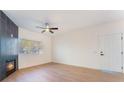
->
[2,62,124,82]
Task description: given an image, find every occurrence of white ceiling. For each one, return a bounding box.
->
[3,10,124,33]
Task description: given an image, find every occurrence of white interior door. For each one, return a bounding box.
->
[99,33,123,73]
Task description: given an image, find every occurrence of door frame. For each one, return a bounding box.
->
[121,33,124,73]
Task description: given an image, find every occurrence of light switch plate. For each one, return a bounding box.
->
[11,34,13,38]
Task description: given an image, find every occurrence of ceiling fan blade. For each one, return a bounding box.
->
[41,30,46,33]
[36,26,46,29]
[49,30,54,34]
[50,28,58,30]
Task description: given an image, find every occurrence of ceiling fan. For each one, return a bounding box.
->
[36,23,58,34]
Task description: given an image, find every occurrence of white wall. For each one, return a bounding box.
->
[52,20,124,71]
[18,20,124,71]
[19,28,52,69]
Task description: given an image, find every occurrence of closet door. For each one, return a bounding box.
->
[99,33,123,72]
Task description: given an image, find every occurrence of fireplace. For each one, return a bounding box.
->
[6,60,16,76]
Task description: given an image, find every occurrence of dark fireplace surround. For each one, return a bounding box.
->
[6,60,17,76]
[0,10,18,81]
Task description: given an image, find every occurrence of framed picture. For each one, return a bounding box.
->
[19,39,43,54]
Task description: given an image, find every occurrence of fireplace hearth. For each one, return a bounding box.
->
[6,60,16,76]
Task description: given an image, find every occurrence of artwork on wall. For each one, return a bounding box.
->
[19,39,43,54]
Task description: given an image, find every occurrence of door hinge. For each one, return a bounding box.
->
[121,36,123,40]
[121,51,123,55]
[121,66,123,70]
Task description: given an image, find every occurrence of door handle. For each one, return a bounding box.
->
[100,51,104,56]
